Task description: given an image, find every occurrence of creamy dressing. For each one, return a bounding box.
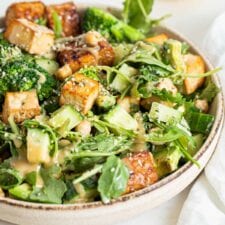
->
[10,157,40,176]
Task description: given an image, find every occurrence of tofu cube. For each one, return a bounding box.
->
[46,2,80,37]
[184,54,206,94]
[57,32,115,76]
[123,152,158,194]
[145,33,168,45]
[60,73,99,114]
[4,19,54,55]
[5,1,46,27]
[2,90,41,123]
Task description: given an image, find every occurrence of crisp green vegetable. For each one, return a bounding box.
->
[26,128,52,164]
[0,58,57,102]
[24,120,58,157]
[82,7,145,42]
[35,18,47,26]
[98,155,129,203]
[49,105,83,137]
[185,112,214,134]
[199,79,220,102]
[96,86,116,110]
[104,105,138,131]
[0,35,22,66]
[9,183,32,201]
[146,127,183,145]
[113,44,133,64]
[163,39,186,72]
[0,168,22,190]
[154,144,182,178]
[149,102,183,125]
[123,0,154,32]
[30,166,67,204]
[35,58,59,75]
[0,2,219,204]
[52,11,63,39]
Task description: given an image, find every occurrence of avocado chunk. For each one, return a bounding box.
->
[154,147,182,178]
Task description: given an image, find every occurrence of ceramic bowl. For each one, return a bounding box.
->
[0,1,224,225]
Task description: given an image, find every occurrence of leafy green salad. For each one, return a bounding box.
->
[0,0,219,204]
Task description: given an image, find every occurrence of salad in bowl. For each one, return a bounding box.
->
[0,0,220,206]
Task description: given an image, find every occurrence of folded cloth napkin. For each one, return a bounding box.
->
[177,12,225,225]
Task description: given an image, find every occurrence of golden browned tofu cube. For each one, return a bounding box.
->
[46,2,80,37]
[184,54,206,94]
[145,33,168,45]
[123,152,158,194]
[5,1,46,27]
[56,31,115,78]
[60,73,99,114]
[2,90,41,124]
[58,50,97,78]
[4,19,54,55]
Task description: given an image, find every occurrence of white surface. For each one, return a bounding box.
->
[176,12,225,225]
[0,0,225,225]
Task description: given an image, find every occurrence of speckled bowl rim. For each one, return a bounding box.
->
[0,3,224,211]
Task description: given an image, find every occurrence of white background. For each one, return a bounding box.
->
[0,0,225,225]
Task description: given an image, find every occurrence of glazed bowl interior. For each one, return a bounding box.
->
[0,0,224,211]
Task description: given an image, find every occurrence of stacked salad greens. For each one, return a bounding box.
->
[0,0,220,204]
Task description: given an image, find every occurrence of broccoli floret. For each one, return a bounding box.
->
[0,59,57,102]
[0,34,22,66]
[82,8,145,43]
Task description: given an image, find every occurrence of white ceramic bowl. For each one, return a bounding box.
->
[0,1,224,225]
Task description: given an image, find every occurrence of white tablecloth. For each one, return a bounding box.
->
[1,1,225,225]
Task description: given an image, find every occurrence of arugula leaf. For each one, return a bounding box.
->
[73,164,103,185]
[52,11,63,39]
[119,48,175,73]
[76,134,131,153]
[72,134,133,159]
[98,155,129,203]
[152,89,184,105]
[123,0,154,33]
[30,166,67,204]
[145,127,183,144]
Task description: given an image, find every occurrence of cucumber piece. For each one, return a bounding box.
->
[49,105,83,136]
[110,72,131,94]
[104,105,138,131]
[110,64,136,93]
[118,64,137,77]
[9,183,32,201]
[149,102,183,125]
[186,112,214,134]
[36,58,59,75]
[27,128,51,164]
